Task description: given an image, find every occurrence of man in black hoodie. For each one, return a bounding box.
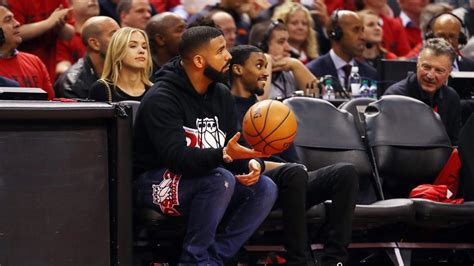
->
[133,26,278,265]
[229,45,358,266]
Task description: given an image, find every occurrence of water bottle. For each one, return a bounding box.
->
[323,78,334,100]
[359,80,370,98]
[369,80,378,99]
[348,66,361,97]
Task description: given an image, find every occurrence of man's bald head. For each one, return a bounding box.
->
[431,13,464,51]
[81,16,120,56]
[82,16,119,45]
[145,12,183,38]
[211,11,236,48]
[146,12,186,57]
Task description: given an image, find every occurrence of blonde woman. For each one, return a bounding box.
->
[272,2,319,64]
[89,27,153,102]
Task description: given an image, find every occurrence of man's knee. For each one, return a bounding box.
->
[333,163,359,189]
[278,163,309,189]
[205,167,236,192]
[255,175,278,202]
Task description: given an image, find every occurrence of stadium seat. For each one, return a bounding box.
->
[365,95,474,263]
[283,97,415,264]
[338,97,376,138]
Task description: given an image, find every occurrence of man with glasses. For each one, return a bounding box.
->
[384,38,462,145]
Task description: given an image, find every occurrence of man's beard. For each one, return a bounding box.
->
[204,64,229,83]
[251,86,265,96]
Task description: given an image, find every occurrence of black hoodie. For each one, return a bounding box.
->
[133,57,261,177]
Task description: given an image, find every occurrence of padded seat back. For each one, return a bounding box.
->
[365,95,452,198]
[339,97,376,137]
[284,97,376,203]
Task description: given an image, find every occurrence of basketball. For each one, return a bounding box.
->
[242,100,297,155]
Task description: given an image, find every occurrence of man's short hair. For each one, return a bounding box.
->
[420,37,456,64]
[179,26,223,59]
[117,0,132,15]
[229,45,262,69]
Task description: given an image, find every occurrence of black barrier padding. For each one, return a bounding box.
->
[0,121,110,266]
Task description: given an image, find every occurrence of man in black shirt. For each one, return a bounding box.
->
[230,44,358,266]
[385,38,462,145]
[133,26,277,265]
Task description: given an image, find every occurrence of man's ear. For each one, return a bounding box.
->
[232,64,243,76]
[88,38,100,52]
[155,34,165,46]
[193,54,205,69]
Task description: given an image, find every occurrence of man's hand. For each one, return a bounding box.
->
[236,159,261,186]
[271,55,297,72]
[311,0,329,28]
[47,6,72,29]
[223,132,270,162]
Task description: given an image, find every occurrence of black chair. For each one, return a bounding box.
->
[338,97,376,138]
[283,97,415,264]
[365,95,474,264]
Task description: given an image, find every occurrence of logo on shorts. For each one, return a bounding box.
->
[152,170,181,216]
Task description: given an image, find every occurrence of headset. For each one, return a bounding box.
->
[329,9,343,41]
[425,12,468,47]
[258,19,284,53]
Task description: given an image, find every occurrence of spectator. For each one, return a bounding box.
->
[187,0,252,45]
[306,10,377,93]
[0,4,54,99]
[229,44,358,266]
[7,0,75,81]
[358,9,397,69]
[355,0,411,56]
[384,38,462,145]
[428,12,474,123]
[211,11,237,49]
[117,0,152,30]
[272,2,319,64]
[249,20,319,100]
[56,0,100,77]
[395,0,429,49]
[89,27,152,102]
[404,3,454,58]
[133,26,278,265]
[145,12,186,81]
[55,16,120,99]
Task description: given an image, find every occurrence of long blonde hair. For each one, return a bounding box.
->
[101,27,153,86]
[272,2,319,59]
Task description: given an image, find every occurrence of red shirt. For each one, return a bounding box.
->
[394,16,422,50]
[56,32,86,66]
[381,16,411,57]
[324,0,355,16]
[8,0,70,82]
[0,52,54,100]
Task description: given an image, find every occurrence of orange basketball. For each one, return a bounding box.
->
[242,99,297,155]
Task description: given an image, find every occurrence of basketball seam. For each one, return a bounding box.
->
[262,131,297,154]
[251,107,291,147]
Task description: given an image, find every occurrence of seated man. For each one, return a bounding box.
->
[230,44,359,266]
[0,4,54,99]
[249,20,318,100]
[133,26,278,265]
[306,10,377,93]
[385,38,462,145]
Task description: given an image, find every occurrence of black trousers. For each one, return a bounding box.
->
[264,163,358,266]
